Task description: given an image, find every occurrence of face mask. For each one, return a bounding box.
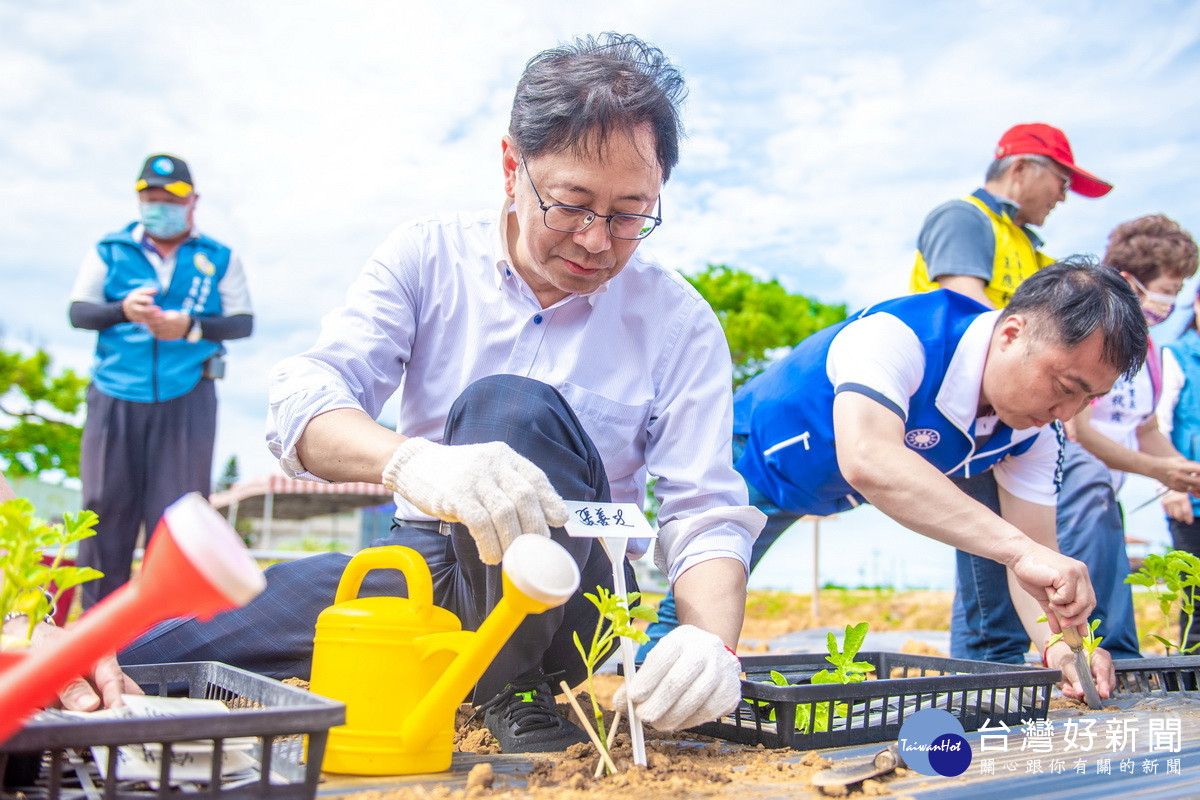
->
[1128,274,1177,326]
[139,201,190,239]
[1143,296,1176,326]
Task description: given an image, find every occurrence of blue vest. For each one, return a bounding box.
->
[1165,329,1200,513]
[733,290,1043,516]
[91,224,229,402]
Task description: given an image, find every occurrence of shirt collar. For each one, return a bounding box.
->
[491,200,512,292]
[972,187,1045,250]
[936,309,1001,431]
[492,200,610,307]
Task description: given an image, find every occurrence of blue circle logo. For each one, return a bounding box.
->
[904,428,940,450]
[153,157,174,175]
[928,733,971,776]
[898,708,973,776]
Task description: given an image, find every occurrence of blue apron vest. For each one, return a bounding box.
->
[1165,329,1200,514]
[91,224,230,402]
[733,290,1041,516]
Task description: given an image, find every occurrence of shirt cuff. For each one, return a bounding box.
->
[653,506,766,586]
[669,546,751,587]
[267,391,365,480]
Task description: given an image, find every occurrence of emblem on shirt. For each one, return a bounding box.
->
[194,252,215,276]
[905,428,940,450]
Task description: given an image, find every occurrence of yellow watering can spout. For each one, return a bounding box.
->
[401,534,581,751]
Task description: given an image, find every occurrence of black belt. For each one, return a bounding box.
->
[395,519,450,534]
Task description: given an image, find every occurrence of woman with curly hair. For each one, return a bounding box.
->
[1064,214,1200,659]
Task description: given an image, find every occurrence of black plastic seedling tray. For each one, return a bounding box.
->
[693,651,1059,750]
[1113,655,1200,695]
[0,662,344,800]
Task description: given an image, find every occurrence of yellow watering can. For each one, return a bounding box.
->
[309,533,581,775]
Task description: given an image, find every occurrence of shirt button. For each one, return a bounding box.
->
[533,314,543,325]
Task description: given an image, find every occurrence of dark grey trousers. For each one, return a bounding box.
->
[119,375,635,702]
[78,380,217,608]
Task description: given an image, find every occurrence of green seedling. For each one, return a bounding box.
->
[1125,549,1200,655]
[753,622,875,734]
[572,586,657,774]
[0,498,103,644]
[1038,614,1103,663]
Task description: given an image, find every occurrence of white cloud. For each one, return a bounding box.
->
[3,0,1200,479]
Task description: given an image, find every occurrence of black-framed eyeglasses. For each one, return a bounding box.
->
[521,157,662,241]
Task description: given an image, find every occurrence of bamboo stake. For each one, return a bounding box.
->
[594,710,622,779]
[559,681,619,776]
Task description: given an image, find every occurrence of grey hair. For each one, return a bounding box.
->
[1002,256,1148,379]
[509,32,686,181]
[985,153,1056,183]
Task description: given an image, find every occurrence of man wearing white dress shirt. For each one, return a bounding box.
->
[120,33,764,752]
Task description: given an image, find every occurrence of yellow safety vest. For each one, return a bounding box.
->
[910,195,1054,307]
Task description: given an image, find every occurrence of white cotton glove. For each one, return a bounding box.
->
[382,437,568,564]
[613,624,741,731]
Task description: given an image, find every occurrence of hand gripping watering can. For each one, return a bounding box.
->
[0,493,267,745]
[310,533,581,775]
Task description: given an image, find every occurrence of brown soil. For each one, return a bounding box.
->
[319,587,1179,799]
[337,719,885,800]
[453,703,500,754]
[735,587,1176,655]
[738,589,955,646]
[1047,696,1089,711]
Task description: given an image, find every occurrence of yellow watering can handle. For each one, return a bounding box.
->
[334,546,434,606]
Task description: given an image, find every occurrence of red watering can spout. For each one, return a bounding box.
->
[0,493,266,745]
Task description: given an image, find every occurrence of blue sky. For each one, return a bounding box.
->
[3,1,1199,573]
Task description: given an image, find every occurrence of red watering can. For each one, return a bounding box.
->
[0,492,267,744]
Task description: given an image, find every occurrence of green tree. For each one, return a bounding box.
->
[0,347,88,479]
[212,454,255,545]
[216,454,241,492]
[643,266,846,525]
[684,264,847,388]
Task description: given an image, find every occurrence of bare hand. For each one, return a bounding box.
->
[1163,490,1195,524]
[27,622,143,711]
[121,286,163,325]
[1155,457,1200,495]
[1046,640,1114,701]
[146,310,192,341]
[1009,546,1096,629]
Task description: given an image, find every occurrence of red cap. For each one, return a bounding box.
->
[994,123,1113,198]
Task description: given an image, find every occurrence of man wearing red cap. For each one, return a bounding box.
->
[910,123,1113,308]
[910,124,1114,665]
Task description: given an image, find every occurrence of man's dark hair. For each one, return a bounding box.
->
[1003,256,1148,379]
[510,32,686,181]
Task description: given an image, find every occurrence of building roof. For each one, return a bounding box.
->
[208,473,393,520]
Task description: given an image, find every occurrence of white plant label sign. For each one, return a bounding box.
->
[562,501,656,539]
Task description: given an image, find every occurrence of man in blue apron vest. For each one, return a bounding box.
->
[909,124,1119,666]
[69,154,254,608]
[645,259,1148,701]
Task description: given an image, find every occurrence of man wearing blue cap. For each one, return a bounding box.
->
[68,154,254,608]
